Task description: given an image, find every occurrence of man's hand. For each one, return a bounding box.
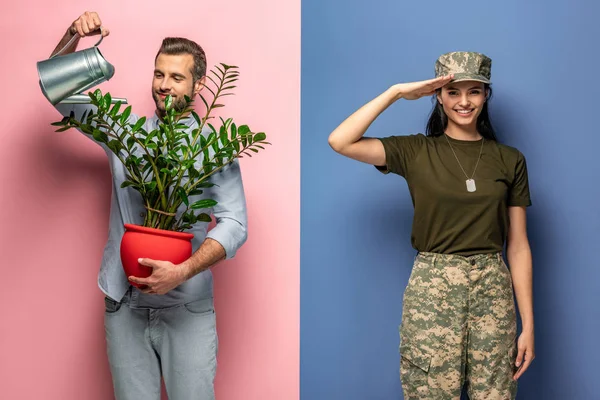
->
[128,258,187,295]
[70,11,109,38]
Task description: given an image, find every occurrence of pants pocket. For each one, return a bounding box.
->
[104,296,122,314]
[183,298,215,315]
[401,342,432,372]
[400,342,432,399]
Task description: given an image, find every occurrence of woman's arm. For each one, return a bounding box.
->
[506,205,535,380]
[328,75,453,166]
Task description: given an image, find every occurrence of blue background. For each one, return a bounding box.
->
[300,0,600,398]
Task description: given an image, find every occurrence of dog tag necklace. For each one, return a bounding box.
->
[444,134,484,193]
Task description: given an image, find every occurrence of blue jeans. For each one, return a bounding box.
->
[104,296,218,400]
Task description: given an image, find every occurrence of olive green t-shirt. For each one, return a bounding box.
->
[377,133,531,256]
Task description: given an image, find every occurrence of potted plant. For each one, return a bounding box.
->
[51,63,269,284]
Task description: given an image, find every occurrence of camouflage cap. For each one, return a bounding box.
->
[435,51,492,84]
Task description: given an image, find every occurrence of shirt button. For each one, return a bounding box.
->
[140,212,146,218]
[470,259,476,266]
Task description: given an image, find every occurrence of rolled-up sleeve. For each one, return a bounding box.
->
[205,160,248,259]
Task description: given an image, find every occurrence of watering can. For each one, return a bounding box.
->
[37,31,127,105]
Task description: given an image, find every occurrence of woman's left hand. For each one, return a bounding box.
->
[513,330,535,380]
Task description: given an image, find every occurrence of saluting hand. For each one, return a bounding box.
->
[393,74,454,101]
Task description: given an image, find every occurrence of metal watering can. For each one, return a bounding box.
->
[37,31,127,105]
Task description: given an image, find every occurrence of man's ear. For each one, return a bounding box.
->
[194,76,207,96]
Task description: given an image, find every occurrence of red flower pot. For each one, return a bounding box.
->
[120,224,194,288]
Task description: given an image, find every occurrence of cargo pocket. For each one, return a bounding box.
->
[400,342,432,397]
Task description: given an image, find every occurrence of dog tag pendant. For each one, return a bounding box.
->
[466,179,476,192]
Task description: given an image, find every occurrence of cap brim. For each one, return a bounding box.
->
[449,73,491,84]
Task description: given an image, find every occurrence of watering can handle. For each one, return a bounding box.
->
[51,26,105,58]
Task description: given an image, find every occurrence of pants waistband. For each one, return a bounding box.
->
[417,251,503,267]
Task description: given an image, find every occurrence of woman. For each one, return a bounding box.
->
[328,52,535,399]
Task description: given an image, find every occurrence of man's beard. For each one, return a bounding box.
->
[153,89,194,116]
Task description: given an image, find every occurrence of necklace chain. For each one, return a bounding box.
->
[444,134,484,180]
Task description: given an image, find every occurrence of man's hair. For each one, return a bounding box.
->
[155,37,207,82]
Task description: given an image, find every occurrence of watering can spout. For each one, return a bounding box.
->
[37,34,127,105]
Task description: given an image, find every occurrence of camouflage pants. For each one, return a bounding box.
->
[400,252,518,400]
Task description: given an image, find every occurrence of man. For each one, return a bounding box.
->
[46,11,248,400]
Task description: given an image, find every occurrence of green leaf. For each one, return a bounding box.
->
[120,181,136,188]
[189,189,205,196]
[120,106,132,124]
[228,123,237,141]
[190,199,218,209]
[165,95,173,110]
[208,123,218,137]
[177,187,189,206]
[98,94,106,110]
[203,83,217,97]
[110,101,122,117]
[197,213,212,222]
[126,136,136,150]
[131,117,146,132]
[50,117,68,127]
[199,88,212,107]
[237,125,250,136]
[146,143,158,150]
[211,138,220,156]
[103,93,112,109]
[214,65,225,76]
[55,126,72,132]
[147,129,158,142]
[92,129,108,143]
[107,140,123,154]
[191,111,202,126]
[254,132,267,142]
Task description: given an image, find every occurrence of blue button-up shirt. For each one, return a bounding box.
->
[55,103,248,308]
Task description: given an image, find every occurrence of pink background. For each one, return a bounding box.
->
[0,1,299,399]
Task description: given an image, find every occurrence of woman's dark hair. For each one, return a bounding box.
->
[425,84,497,141]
